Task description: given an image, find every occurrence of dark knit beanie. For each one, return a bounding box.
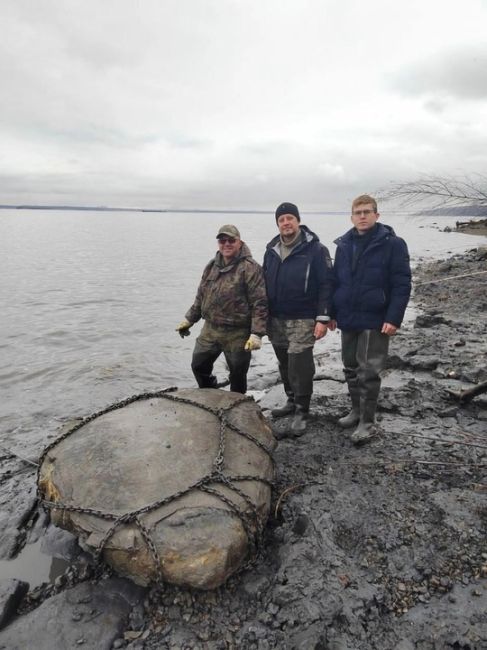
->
[275,202,300,223]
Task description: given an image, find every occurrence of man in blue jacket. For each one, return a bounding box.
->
[330,194,411,445]
[264,202,334,435]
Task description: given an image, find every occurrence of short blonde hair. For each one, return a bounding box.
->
[352,194,378,213]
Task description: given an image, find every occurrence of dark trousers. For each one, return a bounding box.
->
[341,329,389,403]
[272,345,315,411]
[191,322,251,394]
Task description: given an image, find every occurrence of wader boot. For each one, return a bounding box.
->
[191,350,219,389]
[271,346,296,417]
[224,350,251,394]
[290,398,311,436]
[351,398,379,445]
[288,347,314,436]
[342,329,388,444]
[272,399,295,418]
[338,379,361,429]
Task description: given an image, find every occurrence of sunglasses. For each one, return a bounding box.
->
[218,237,237,244]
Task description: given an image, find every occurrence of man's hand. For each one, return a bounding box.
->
[381,322,397,336]
[175,320,192,338]
[244,334,262,351]
[314,322,328,339]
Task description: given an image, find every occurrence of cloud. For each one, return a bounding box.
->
[391,44,487,100]
[1,1,487,209]
[318,163,346,182]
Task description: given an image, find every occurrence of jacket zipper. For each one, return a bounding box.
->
[304,263,310,293]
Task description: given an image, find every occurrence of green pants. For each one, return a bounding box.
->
[191,322,251,394]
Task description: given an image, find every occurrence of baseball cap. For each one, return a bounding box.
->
[216,224,240,239]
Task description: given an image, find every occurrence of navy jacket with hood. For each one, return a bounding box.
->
[332,222,411,331]
[263,225,334,320]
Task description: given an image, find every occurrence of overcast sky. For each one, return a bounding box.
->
[1,0,487,210]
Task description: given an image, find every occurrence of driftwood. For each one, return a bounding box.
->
[445,380,487,403]
[455,218,487,229]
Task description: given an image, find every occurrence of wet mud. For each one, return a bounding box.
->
[0,246,486,649]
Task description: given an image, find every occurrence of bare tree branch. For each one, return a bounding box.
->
[378,174,487,210]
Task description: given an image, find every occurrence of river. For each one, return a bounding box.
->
[1,208,485,461]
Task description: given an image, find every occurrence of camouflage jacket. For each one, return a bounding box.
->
[185,243,268,336]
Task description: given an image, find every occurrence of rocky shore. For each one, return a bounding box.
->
[1,246,486,650]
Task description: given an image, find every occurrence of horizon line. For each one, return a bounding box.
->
[0,204,347,215]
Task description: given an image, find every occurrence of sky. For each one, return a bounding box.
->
[1,0,487,210]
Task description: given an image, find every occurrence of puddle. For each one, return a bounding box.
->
[0,538,69,588]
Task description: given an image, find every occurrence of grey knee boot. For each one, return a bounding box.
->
[289,348,314,436]
[351,398,379,445]
[338,384,361,429]
[290,395,311,436]
[272,399,296,418]
[271,346,296,417]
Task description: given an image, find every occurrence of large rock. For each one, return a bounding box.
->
[38,389,276,589]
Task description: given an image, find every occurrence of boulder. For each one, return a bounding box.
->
[38,389,276,589]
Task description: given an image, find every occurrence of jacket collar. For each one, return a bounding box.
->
[267,224,319,251]
[214,241,252,270]
[334,222,395,247]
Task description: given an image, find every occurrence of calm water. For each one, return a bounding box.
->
[1,208,485,458]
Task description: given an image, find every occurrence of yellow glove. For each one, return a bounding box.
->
[244,334,262,351]
[175,320,192,338]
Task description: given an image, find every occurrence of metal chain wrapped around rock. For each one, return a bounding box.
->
[37,388,276,589]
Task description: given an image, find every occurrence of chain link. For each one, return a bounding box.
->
[37,389,275,585]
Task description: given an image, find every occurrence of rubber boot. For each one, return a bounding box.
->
[271,345,295,417]
[271,398,295,418]
[290,400,310,437]
[191,351,219,389]
[338,406,360,428]
[224,349,251,394]
[338,364,361,428]
[338,391,360,428]
[351,399,379,445]
[288,348,314,436]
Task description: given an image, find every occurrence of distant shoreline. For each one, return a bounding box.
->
[0,204,347,215]
[2,203,487,217]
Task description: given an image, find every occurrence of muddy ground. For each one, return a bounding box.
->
[0,246,486,649]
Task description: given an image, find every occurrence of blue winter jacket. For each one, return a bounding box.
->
[332,223,411,331]
[263,225,334,320]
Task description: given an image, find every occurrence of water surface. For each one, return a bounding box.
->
[1,208,484,456]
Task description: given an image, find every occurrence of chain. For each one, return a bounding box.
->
[213,410,226,472]
[135,516,164,584]
[37,389,275,585]
[36,387,179,495]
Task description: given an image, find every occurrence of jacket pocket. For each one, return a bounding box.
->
[361,288,386,311]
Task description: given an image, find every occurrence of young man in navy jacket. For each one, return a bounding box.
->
[264,202,334,435]
[330,194,411,444]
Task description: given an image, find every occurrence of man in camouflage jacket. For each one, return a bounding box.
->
[176,225,268,394]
